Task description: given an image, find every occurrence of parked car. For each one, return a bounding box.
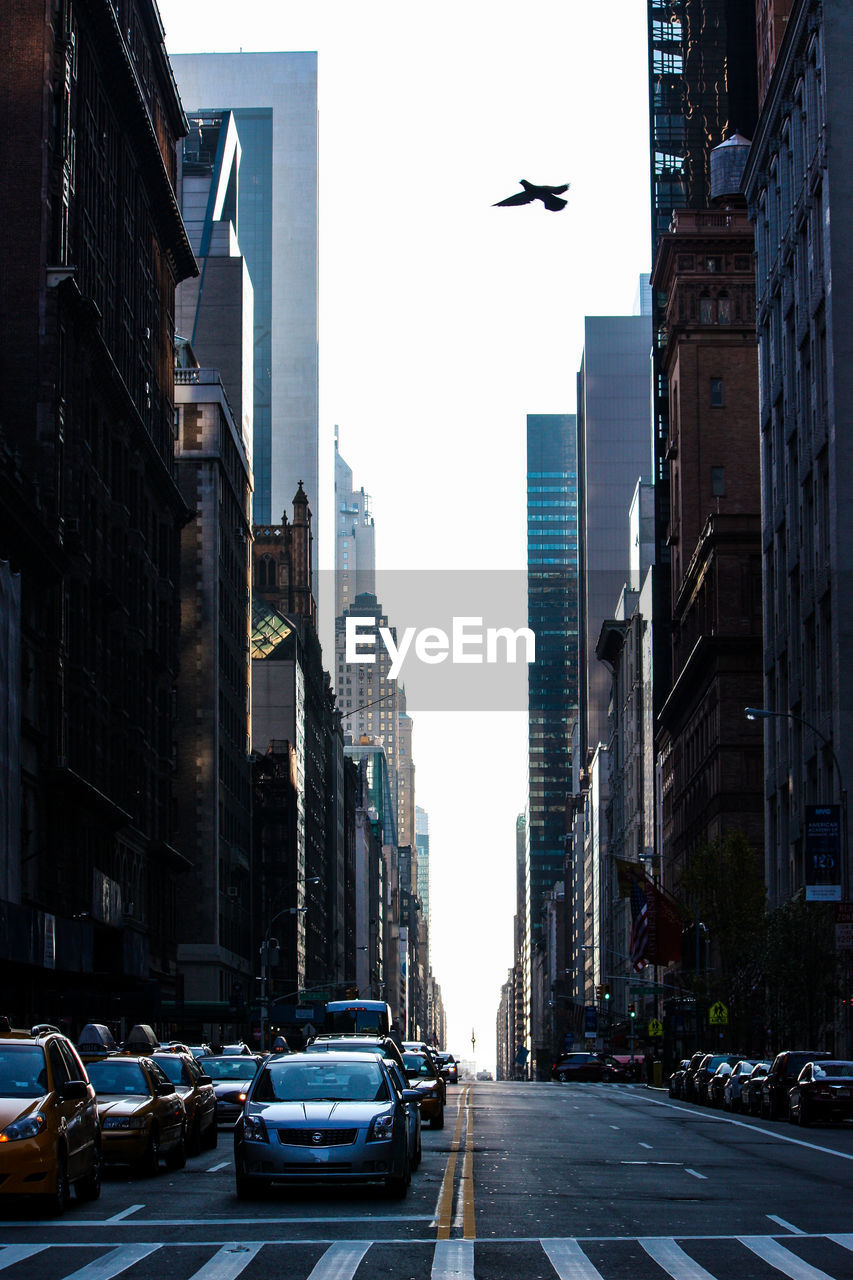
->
[668,1059,691,1098]
[234,1051,415,1198]
[740,1061,771,1116]
[551,1052,609,1083]
[761,1050,833,1120]
[201,1054,264,1127]
[681,1051,709,1102]
[85,1054,186,1173]
[722,1060,758,1112]
[152,1051,217,1153]
[788,1060,853,1126]
[403,1051,445,1128]
[693,1054,744,1105]
[0,1028,101,1211]
[708,1061,735,1108]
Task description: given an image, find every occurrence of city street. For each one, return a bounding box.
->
[2,1082,853,1279]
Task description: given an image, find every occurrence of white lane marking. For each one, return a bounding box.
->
[639,1238,717,1279]
[188,1244,263,1280]
[639,1142,653,1149]
[609,1125,620,1130]
[432,1240,474,1279]
[206,1161,230,1173]
[0,1247,49,1270]
[740,1236,836,1279]
[63,1245,162,1280]
[615,1092,853,1161]
[106,1206,144,1224]
[621,1161,682,1166]
[768,1215,806,1235]
[828,1235,853,1252]
[685,1168,707,1180]
[541,1237,605,1279]
[0,1215,434,1229]
[307,1241,371,1280]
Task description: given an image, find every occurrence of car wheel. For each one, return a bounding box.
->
[414,1135,422,1170]
[188,1117,202,1156]
[431,1107,444,1130]
[140,1125,161,1176]
[384,1151,410,1199]
[165,1126,187,1170]
[235,1164,255,1200]
[797,1101,810,1127]
[45,1150,69,1216]
[76,1140,102,1202]
[202,1120,218,1151]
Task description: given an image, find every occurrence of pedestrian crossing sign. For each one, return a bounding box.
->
[648,1017,663,1038]
[708,1001,728,1025]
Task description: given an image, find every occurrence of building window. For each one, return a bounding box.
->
[711,467,726,497]
[258,554,276,589]
[710,378,724,407]
[717,293,731,325]
[699,295,714,325]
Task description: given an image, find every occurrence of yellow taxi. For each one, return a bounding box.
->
[84,1055,186,1174]
[151,1051,217,1154]
[0,1028,101,1211]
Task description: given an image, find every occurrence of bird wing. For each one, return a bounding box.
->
[546,183,570,195]
[493,190,536,206]
[541,192,568,211]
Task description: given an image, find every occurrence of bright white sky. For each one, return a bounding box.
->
[157,0,651,1070]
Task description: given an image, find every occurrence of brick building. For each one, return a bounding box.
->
[651,141,764,888]
[0,0,196,1023]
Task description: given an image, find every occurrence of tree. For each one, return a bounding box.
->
[762,895,838,1049]
[676,832,767,1052]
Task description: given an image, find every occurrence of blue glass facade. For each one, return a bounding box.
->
[527,415,579,942]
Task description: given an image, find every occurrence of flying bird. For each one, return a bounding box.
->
[493,180,570,211]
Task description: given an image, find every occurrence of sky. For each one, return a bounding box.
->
[156,0,652,1069]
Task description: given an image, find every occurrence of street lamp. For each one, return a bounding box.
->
[259,875,321,1053]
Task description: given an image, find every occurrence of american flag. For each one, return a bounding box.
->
[629,878,649,971]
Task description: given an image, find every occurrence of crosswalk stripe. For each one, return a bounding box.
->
[540,1238,604,1279]
[306,1241,371,1280]
[62,1245,162,1280]
[639,1238,718,1279]
[0,1246,49,1270]
[739,1237,836,1279]
[187,1244,263,1280]
[431,1239,474,1279]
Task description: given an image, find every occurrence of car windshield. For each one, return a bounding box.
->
[152,1055,187,1085]
[403,1053,433,1077]
[813,1062,853,1078]
[203,1057,259,1081]
[86,1060,149,1095]
[253,1059,390,1103]
[305,1041,381,1055]
[0,1046,48,1098]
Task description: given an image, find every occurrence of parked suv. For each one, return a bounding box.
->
[760,1050,833,1120]
[0,1028,101,1211]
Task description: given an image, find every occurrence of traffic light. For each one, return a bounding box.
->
[595,984,603,1000]
[628,1002,636,1018]
[602,983,611,1001]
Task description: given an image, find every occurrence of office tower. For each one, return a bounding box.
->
[415,807,430,940]
[577,313,653,759]
[335,593,399,760]
[526,415,579,951]
[755,0,793,106]
[335,431,376,618]
[744,0,853,911]
[173,341,253,1006]
[397,687,416,848]
[648,2,759,713]
[0,0,195,1013]
[171,53,318,530]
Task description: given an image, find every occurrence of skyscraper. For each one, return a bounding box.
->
[335,430,375,619]
[526,415,579,950]
[171,53,319,531]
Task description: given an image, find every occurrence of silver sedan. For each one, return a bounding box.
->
[234,1051,414,1198]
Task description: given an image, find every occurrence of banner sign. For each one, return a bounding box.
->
[835,902,853,951]
[804,805,842,901]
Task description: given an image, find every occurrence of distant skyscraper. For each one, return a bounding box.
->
[171,53,319,532]
[577,314,653,758]
[526,415,579,946]
[415,807,430,936]
[334,432,376,617]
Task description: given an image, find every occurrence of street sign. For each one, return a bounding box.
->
[708,1000,728,1025]
[584,1005,598,1039]
[630,984,660,996]
[804,805,842,901]
[648,1018,663,1038]
[835,902,853,951]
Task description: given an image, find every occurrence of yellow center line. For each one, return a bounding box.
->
[435,1086,467,1239]
[462,1086,476,1240]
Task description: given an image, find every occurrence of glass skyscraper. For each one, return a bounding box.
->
[526,415,579,946]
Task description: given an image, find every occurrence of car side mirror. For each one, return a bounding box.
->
[61,1080,89,1101]
[402,1089,421,1102]
[198,1074,212,1085]
[155,1082,175,1097]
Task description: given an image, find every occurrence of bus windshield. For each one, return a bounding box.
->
[325,1001,391,1036]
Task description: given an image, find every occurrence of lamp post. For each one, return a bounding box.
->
[259,875,321,1053]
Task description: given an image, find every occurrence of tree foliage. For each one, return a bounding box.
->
[762,896,838,1049]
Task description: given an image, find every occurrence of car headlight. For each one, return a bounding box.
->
[367,1112,395,1142]
[242,1114,268,1143]
[0,1113,47,1142]
[102,1116,149,1130]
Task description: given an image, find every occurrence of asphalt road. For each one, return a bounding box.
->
[2,1082,853,1279]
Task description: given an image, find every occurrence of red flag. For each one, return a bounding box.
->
[644,880,683,965]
